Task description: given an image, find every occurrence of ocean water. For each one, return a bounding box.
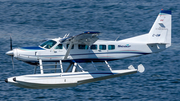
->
[0,0,180,100]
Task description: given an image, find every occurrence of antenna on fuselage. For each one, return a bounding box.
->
[115,34,121,41]
[63,33,70,38]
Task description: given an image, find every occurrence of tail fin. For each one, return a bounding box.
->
[148,10,171,48]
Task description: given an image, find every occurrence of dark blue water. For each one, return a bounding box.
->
[0,0,180,100]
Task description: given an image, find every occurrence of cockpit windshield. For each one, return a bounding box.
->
[40,40,57,49]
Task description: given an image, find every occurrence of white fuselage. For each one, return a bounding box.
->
[9,34,166,64]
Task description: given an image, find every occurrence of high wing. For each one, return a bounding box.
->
[60,31,101,59]
[60,31,100,45]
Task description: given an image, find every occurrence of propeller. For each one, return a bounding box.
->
[10,35,14,73]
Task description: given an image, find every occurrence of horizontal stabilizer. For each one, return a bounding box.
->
[128,64,145,73]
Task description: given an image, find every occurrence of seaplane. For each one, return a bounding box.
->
[5,10,171,89]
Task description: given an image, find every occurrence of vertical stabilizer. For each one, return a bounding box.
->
[148,10,171,48]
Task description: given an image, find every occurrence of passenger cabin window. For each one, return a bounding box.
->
[90,45,97,50]
[99,45,106,50]
[55,44,63,49]
[78,44,89,49]
[108,45,115,50]
[40,40,57,49]
[67,44,74,49]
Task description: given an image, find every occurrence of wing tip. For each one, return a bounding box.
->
[83,31,100,34]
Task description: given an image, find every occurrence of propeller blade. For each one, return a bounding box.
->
[10,36,12,50]
[11,56,14,73]
[9,34,15,73]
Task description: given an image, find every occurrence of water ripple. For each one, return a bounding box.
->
[0,0,180,101]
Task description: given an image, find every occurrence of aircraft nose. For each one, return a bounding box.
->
[6,50,14,56]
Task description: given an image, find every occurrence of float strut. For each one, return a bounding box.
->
[105,60,112,71]
[78,64,85,72]
[34,65,37,74]
[65,63,73,72]
[55,62,57,73]
[39,59,44,74]
[91,61,98,71]
[60,60,63,73]
[72,62,77,73]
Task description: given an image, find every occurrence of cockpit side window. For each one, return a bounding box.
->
[55,44,63,49]
[40,40,57,49]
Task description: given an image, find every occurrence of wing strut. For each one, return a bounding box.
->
[64,42,73,59]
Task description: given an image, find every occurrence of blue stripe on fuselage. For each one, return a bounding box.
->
[21,51,149,57]
[20,47,45,50]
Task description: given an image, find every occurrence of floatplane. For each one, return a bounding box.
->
[5,10,171,89]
